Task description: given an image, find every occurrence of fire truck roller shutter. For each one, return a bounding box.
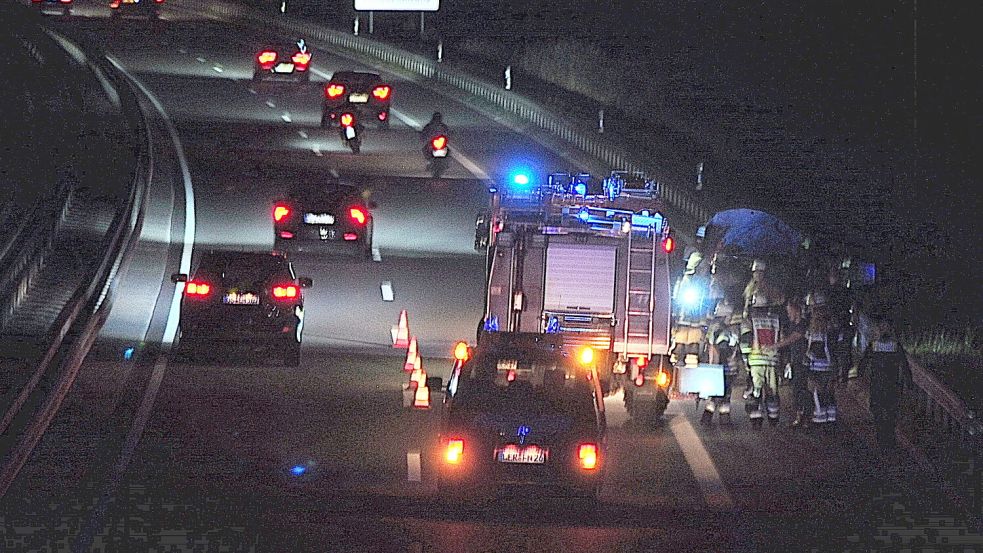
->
[544,243,617,314]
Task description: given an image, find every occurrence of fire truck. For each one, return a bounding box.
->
[474,171,675,420]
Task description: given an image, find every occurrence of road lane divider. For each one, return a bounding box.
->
[372,247,382,262]
[380,281,394,302]
[265,99,276,108]
[281,112,292,123]
[406,450,422,482]
[669,415,735,510]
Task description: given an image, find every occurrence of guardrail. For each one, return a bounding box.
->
[174,0,713,234]
[903,355,983,518]
[0,27,151,499]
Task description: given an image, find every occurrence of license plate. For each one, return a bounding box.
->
[273,63,295,74]
[348,93,369,103]
[123,0,139,3]
[222,292,260,305]
[319,227,335,240]
[304,213,334,225]
[496,445,547,464]
[432,149,448,158]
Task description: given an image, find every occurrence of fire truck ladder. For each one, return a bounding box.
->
[623,225,658,358]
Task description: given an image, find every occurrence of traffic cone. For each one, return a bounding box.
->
[392,310,410,348]
[409,356,426,387]
[403,337,418,372]
[413,381,430,408]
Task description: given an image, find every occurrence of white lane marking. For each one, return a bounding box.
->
[381,281,394,302]
[329,168,340,178]
[178,48,188,54]
[372,247,382,262]
[311,146,322,157]
[265,99,276,108]
[390,108,490,181]
[297,130,308,139]
[669,415,735,510]
[406,450,421,482]
[281,112,292,123]
[248,87,257,95]
[195,56,206,63]
[212,66,223,73]
[107,55,196,347]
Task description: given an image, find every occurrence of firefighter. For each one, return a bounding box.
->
[743,260,784,428]
[805,292,837,423]
[824,264,854,383]
[772,299,809,427]
[857,316,911,448]
[701,304,740,425]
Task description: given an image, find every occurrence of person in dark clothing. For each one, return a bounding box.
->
[824,266,854,382]
[773,299,809,427]
[857,317,912,448]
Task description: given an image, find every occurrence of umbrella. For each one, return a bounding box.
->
[704,208,804,258]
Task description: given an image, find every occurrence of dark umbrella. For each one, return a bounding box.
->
[705,209,805,258]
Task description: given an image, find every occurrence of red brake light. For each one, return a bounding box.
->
[257,51,277,66]
[326,84,345,99]
[431,135,447,150]
[343,233,358,241]
[109,1,119,7]
[637,356,648,368]
[291,51,311,67]
[59,0,72,4]
[279,231,294,239]
[578,443,598,470]
[663,236,675,253]
[153,0,164,3]
[272,285,298,299]
[340,113,355,127]
[186,281,211,297]
[372,85,391,100]
[634,369,645,387]
[273,204,290,222]
[378,111,388,121]
[445,439,464,464]
[349,207,366,225]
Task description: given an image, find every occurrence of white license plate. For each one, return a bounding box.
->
[348,93,369,103]
[496,445,547,464]
[273,63,295,74]
[303,213,334,225]
[222,292,260,305]
[432,149,448,158]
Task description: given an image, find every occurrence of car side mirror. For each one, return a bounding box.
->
[171,273,188,283]
[298,277,313,288]
[426,376,443,392]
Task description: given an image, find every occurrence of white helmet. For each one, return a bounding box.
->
[806,291,827,307]
[751,259,767,272]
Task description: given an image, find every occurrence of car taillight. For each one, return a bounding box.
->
[431,135,447,150]
[339,113,355,127]
[326,84,345,99]
[185,281,211,297]
[154,0,164,3]
[291,51,311,68]
[343,233,358,241]
[273,204,290,222]
[371,85,391,100]
[109,1,120,7]
[445,438,464,465]
[634,368,645,387]
[279,231,294,239]
[378,111,388,121]
[59,0,72,4]
[348,207,366,225]
[257,51,278,67]
[272,285,298,299]
[578,443,598,470]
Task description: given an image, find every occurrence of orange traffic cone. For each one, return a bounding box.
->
[392,310,410,348]
[409,356,426,387]
[403,337,418,372]
[413,382,430,408]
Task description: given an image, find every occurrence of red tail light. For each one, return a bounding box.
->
[371,85,391,100]
[185,281,211,297]
[634,369,645,387]
[445,438,464,465]
[154,0,164,4]
[291,51,311,69]
[343,233,358,241]
[32,0,42,3]
[279,231,294,239]
[578,443,598,470]
[273,204,291,222]
[257,51,277,68]
[109,1,120,7]
[348,207,366,225]
[272,284,298,299]
[378,111,388,121]
[59,0,72,4]
[339,113,355,127]
[431,135,447,150]
[637,356,648,368]
[326,84,345,99]
[663,236,675,253]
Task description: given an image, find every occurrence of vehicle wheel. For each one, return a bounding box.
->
[284,342,301,366]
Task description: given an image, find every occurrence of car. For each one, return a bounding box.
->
[437,332,607,503]
[253,39,312,83]
[272,183,375,259]
[32,0,72,16]
[321,71,391,129]
[170,250,312,366]
[109,0,163,20]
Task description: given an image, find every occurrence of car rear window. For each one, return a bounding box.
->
[194,254,291,286]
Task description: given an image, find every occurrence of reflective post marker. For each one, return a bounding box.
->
[354,17,359,36]
[369,11,374,34]
[696,162,704,191]
[598,109,604,133]
[505,65,511,90]
[420,12,425,38]
[437,40,443,63]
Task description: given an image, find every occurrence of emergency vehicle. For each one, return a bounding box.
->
[475,171,675,420]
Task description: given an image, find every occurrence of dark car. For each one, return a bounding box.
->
[109,0,163,19]
[438,333,607,502]
[32,0,72,15]
[253,39,312,83]
[321,71,391,128]
[170,250,312,366]
[272,183,375,259]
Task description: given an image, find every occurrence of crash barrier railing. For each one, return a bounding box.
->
[902,355,983,518]
[174,0,713,232]
[0,6,89,335]
[0,28,151,499]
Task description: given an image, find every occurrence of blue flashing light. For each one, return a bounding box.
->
[484,316,500,332]
[290,464,307,476]
[488,186,498,194]
[573,182,587,195]
[680,285,702,309]
[123,347,135,361]
[863,263,876,283]
[512,173,530,186]
[577,207,590,222]
[545,316,560,334]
